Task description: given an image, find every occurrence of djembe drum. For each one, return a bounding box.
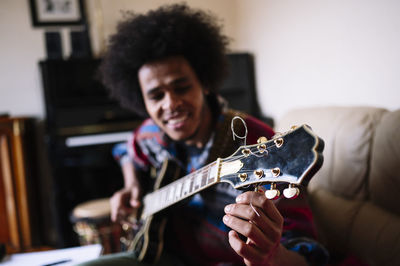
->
[71,198,123,254]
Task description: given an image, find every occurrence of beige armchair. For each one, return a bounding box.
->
[276,106,400,266]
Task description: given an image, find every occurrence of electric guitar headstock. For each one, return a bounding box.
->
[218,124,324,199]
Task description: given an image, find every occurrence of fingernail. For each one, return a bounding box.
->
[224,204,231,213]
[236,195,243,203]
[223,215,229,223]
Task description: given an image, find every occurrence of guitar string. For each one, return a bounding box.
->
[231,115,248,146]
[250,193,261,217]
[149,115,287,213]
[230,115,274,217]
[155,141,280,202]
[146,162,217,212]
[147,140,283,213]
[152,140,279,198]
[220,142,278,163]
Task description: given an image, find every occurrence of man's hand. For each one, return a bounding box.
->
[223,191,307,266]
[110,185,141,222]
[110,161,143,222]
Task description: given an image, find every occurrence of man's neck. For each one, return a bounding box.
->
[184,104,214,148]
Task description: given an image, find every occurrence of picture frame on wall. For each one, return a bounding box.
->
[29,0,85,27]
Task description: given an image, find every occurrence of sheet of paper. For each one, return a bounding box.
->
[1,244,102,266]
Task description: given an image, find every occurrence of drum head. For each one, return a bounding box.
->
[72,198,111,220]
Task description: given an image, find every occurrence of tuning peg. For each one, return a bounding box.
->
[271,167,280,177]
[274,138,284,148]
[242,148,251,157]
[238,173,248,182]
[257,136,268,144]
[254,169,264,179]
[265,183,280,200]
[283,184,300,199]
[290,125,298,130]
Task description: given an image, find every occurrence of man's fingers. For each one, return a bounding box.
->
[224,203,282,243]
[223,214,272,248]
[223,190,285,262]
[236,191,283,225]
[227,230,264,263]
[110,189,137,222]
[129,186,141,207]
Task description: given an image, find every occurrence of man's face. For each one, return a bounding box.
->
[138,56,211,143]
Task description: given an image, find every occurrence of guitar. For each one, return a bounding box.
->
[124,124,324,263]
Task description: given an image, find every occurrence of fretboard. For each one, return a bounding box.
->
[141,159,221,219]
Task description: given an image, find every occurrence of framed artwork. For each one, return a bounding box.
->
[29,0,85,27]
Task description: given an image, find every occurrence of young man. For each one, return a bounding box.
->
[82,4,328,266]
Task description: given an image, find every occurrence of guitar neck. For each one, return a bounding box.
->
[123,125,324,263]
[141,159,221,218]
[137,125,324,220]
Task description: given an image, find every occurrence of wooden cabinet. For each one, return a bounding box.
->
[0,116,40,253]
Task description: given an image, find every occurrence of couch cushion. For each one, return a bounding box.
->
[349,201,400,265]
[369,109,400,215]
[276,106,387,199]
[308,188,364,256]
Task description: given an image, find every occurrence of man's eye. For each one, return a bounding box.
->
[175,86,191,94]
[149,92,164,101]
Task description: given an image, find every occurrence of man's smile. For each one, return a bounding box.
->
[163,112,189,129]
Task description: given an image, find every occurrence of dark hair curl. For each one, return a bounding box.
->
[99,3,230,117]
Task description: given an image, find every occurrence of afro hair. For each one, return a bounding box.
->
[99,3,230,117]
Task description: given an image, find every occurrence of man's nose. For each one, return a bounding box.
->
[162,92,182,111]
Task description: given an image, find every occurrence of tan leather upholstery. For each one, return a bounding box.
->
[369,110,400,216]
[275,106,400,266]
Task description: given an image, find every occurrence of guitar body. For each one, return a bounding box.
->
[129,160,181,263]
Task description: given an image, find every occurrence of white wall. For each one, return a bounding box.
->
[1,0,399,120]
[0,0,237,119]
[234,0,400,119]
[0,0,46,118]
[92,0,237,51]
